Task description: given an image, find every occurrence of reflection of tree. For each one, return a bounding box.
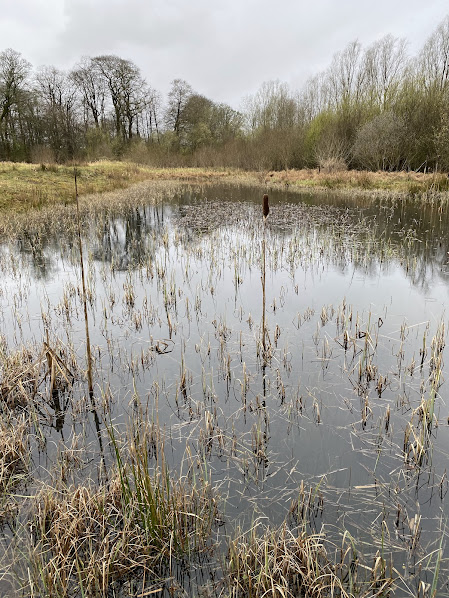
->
[170,185,449,294]
[89,205,169,270]
[375,200,449,290]
[6,186,449,295]
[8,203,172,276]
[15,232,57,280]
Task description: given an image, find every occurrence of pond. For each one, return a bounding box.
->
[1,182,449,596]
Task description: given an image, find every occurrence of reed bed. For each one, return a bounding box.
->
[227,522,348,598]
[0,342,37,409]
[0,337,77,410]
[225,520,396,598]
[11,434,219,596]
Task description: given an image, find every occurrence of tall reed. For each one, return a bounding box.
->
[74,168,94,398]
[261,194,269,362]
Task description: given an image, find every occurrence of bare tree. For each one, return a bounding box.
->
[35,66,79,160]
[93,55,148,139]
[299,73,330,122]
[244,80,298,132]
[164,79,193,136]
[140,88,162,142]
[418,15,449,93]
[326,41,365,107]
[0,48,31,158]
[363,35,407,109]
[71,57,106,128]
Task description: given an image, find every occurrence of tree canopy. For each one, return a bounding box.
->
[1,15,448,171]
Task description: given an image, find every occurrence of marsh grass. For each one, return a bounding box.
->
[225,520,395,598]
[1,161,449,215]
[261,168,449,192]
[403,320,445,468]
[0,342,37,409]
[0,178,189,239]
[0,180,449,596]
[0,338,76,410]
[226,522,341,598]
[0,412,29,520]
[14,427,219,597]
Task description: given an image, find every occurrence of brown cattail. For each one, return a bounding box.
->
[263,194,269,218]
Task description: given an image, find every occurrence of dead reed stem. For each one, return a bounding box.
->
[262,232,266,361]
[261,194,269,364]
[75,168,94,398]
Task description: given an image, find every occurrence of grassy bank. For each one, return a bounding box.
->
[0,161,233,212]
[264,167,449,195]
[1,160,449,213]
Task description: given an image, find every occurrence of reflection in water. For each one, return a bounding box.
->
[9,185,449,292]
[2,184,449,595]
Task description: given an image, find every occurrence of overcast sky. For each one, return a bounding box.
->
[1,0,448,109]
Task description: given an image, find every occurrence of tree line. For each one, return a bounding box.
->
[1,14,448,171]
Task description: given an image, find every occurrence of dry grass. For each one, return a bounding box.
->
[26,478,143,596]
[226,521,395,598]
[1,160,448,215]
[0,338,76,409]
[0,178,191,240]
[0,161,234,212]
[0,343,37,409]
[14,425,219,597]
[262,168,449,195]
[0,412,29,520]
[227,522,346,598]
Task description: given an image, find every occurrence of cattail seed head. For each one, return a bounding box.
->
[263,194,269,218]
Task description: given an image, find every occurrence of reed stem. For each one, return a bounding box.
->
[261,194,269,364]
[74,169,94,398]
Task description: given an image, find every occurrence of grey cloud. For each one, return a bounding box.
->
[0,0,447,109]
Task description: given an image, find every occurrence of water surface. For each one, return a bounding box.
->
[1,183,449,595]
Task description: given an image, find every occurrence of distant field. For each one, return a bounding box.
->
[0,160,448,211]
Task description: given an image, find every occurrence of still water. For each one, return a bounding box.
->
[1,183,449,595]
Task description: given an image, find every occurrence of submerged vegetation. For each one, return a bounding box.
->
[0,179,449,596]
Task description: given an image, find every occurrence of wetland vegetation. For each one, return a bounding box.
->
[1,7,449,597]
[1,160,449,214]
[1,175,449,596]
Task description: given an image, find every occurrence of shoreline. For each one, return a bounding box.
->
[1,160,448,213]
